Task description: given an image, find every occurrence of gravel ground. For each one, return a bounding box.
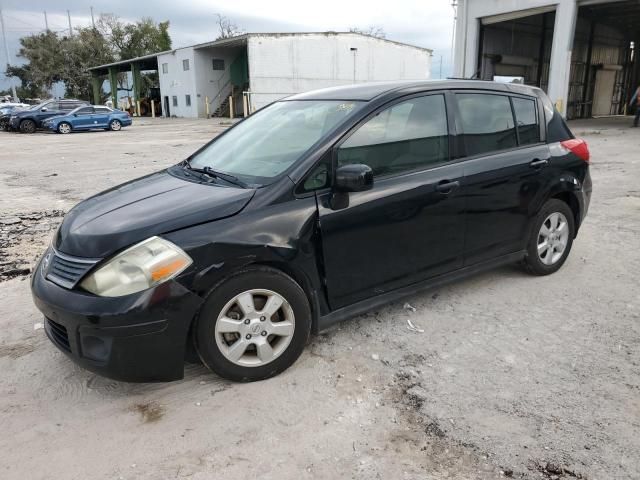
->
[0,116,638,480]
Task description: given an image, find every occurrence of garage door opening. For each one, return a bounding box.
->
[476,1,639,120]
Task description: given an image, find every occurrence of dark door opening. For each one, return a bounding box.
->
[163,96,170,117]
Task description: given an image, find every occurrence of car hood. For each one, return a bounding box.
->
[56,170,255,258]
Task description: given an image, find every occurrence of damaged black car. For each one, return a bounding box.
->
[31,80,591,382]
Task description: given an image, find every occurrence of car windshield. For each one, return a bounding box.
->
[188,100,364,185]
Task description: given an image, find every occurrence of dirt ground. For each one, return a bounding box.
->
[0,116,638,480]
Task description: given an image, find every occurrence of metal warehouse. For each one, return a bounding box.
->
[89,32,432,118]
[453,0,639,119]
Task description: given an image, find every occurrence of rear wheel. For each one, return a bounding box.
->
[523,199,575,275]
[19,119,36,134]
[57,122,71,134]
[109,119,122,131]
[194,267,311,382]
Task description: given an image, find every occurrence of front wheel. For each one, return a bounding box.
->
[109,119,121,131]
[57,122,71,134]
[194,267,311,382]
[19,119,36,134]
[523,199,575,275]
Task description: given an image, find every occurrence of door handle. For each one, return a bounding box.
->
[530,158,549,168]
[435,180,460,194]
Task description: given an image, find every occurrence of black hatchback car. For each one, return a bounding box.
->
[31,80,591,382]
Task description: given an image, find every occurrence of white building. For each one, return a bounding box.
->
[453,0,639,119]
[91,32,432,118]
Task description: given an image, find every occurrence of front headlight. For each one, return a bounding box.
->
[80,236,192,297]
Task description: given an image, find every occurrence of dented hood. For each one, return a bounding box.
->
[56,170,254,258]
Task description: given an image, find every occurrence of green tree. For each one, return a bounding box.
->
[6,15,172,101]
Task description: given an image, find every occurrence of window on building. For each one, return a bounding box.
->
[456,93,517,156]
[172,96,178,107]
[185,95,191,107]
[183,59,190,71]
[338,95,449,177]
[162,63,168,74]
[512,97,540,146]
[212,59,225,70]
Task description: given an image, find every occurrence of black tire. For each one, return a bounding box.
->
[109,119,122,131]
[194,266,311,382]
[523,199,575,275]
[19,119,36,134]
[57,122,72,134]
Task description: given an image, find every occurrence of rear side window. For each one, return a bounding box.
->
[60,103,78,111]
[456,93,517,156]
[94,107,110,113]
[338,94,449,177]
[512,97,539,145]
[76,107,94,114]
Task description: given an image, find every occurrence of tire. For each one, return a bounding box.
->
[109,119,122,131]
[19,119,36,134]
[523,199,575,275]
[57,122,72,134]
[194,266,311,382]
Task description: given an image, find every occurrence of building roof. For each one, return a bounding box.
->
[89,32,432,74]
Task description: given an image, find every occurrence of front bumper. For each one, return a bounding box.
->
[31,256,203,382]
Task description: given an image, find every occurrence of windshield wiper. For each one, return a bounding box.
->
[183,160,248,188]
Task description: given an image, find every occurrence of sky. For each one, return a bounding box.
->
[0,0,457,94]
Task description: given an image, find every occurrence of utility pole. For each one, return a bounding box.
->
[439,55,443,79]
[90,6,95,29]
[350,47,358,84]
[67,10,73,36]
[44,11,49,31]
[0,6,18,101]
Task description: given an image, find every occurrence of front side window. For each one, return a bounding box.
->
[182,59,190,71]
[456,93,517,156]
[512,97,539,146]
[188,100,364,185]
[162,63,168,74]
[338,94,449,177]
[172,96,178,107]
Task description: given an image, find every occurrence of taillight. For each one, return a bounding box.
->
[560,138,590,163]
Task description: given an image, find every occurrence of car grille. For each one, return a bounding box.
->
[46,249,100,289]
[45,318,71,352]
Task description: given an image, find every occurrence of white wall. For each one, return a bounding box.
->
[157,48,198,117]
[248,33,432,110]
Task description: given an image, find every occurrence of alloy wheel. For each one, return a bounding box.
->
[110,120,121,131]
[58,123,71,134]
[537,212,569,265]
[214,289,295,367]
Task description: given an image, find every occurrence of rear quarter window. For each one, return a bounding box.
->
[512,97,540,145]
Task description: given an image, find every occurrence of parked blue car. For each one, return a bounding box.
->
[43,105,132,134]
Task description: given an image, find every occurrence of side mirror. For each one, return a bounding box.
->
[335,164,373,192]
[41,107,48,112]
[73,113,78,117]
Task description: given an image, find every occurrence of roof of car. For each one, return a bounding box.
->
[286,80,543,101]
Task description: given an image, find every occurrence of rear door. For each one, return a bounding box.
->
[315,92,466,309]
[92,106,111,127]
[72,107,96,129]
[454,91,550,265]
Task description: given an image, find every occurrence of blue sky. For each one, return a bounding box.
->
[1,0,457,94]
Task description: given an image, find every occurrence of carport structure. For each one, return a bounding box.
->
[88,52,164,114]
[454,0,640,119]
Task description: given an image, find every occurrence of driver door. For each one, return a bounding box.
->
[315,93,466,309]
